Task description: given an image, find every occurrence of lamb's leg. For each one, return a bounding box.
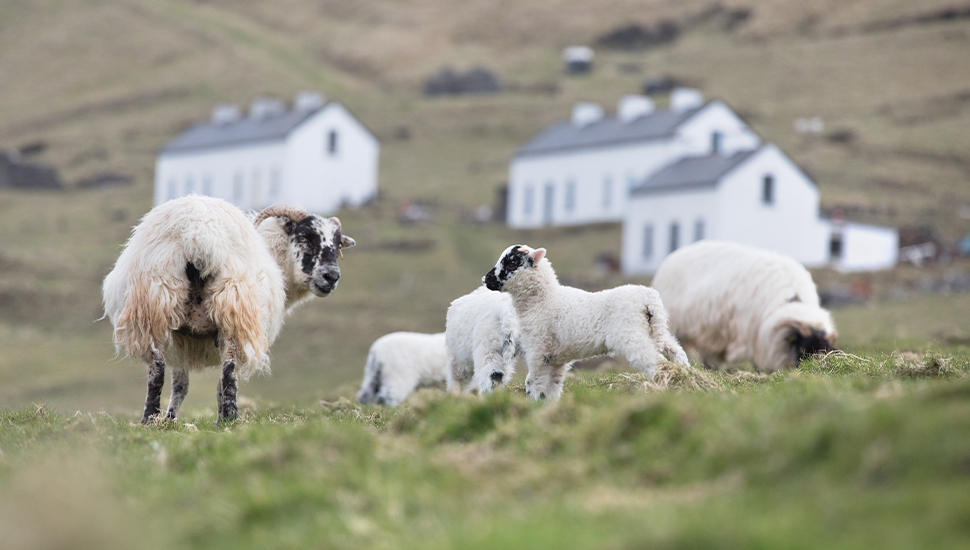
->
[165,368,189,422]
[621,338,666,379]
[524,362,567,401]
[141,352,166,424]
[217,339,238,424]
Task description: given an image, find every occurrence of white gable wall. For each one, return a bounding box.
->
[154,142,287,210]
[715,145,829,266]
[828,221,899,272]
[675,101,761,156]
[286,103,379,214]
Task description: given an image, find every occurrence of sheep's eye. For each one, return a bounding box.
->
[297,236,308,244]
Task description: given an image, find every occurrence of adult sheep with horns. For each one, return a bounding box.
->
[102,195,355,423]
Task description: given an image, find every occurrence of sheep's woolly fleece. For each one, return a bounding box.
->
[445,287,521,394]
[357,332,449,407]
[652,240,837,372]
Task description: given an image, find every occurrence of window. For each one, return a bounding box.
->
[711,131,723,154]
[327,130,338,154]
[669,221,680,253]
[233,173,243,203]
[602,177,612,209]
[762,175,774,205]
[202,175,213,196]
[694,219,705,242]
[829,232,844,260]
[643,224,654,259]
[627,174,639,196]
[185,175,195,195]
[543,183,555,224]
[167,178,177,200]
[565,180,576,212]
[523,185,534,216]
[269,167,281,200]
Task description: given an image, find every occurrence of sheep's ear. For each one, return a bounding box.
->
[341,235,356,248]
[531,248,546,264]
[281,219,296,235]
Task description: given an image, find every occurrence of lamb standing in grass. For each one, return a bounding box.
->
[483,245,688,401]
[357,332,448,406]
[651,240,837,372]
[102,196,355,423]
[445,287,520,394]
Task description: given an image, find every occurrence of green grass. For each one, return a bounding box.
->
[2,352,970,549]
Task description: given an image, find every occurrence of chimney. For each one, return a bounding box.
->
[670,88,704,112]
[617,95,654,123]
[249,97,286,120]
[571,102,604,127]
[294,91,324,112]
[211,104,242,125]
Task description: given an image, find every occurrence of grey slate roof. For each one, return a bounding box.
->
[514,104,707,157]
[631,148,761,196]
[160,107,324,154]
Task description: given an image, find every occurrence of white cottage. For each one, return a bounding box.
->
[507,89,760,229]
[155,92,379,214]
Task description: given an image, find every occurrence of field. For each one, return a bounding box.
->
[2,0,970,547]
[3,354,970,549]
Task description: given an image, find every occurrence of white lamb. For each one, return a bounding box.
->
[445,287,520,394]
[102,195,355,423]
[651,240,837,372]
[357,332,448,406]
[483,245,688,401]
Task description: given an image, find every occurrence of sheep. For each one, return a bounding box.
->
[102,195,355,424]
[356,332,448,406]
[483,244,688,401]
[445,287,520,394]
[651,240,837,372]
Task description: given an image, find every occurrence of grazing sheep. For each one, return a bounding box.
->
[651,240,837,372]
[445,287,520,394]
[483,245,688,401]
[102,195,355,424]
[357,332,448,406]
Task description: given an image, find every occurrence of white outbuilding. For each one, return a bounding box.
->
[154,92,379,214]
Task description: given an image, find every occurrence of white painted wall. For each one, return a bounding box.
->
[286,103,379,213]
[714,145,829,267]
[622,188,718,275]
[507,101,761,229]
[155,141,287,211]
[827,221,899,272]
[154,103,379,215]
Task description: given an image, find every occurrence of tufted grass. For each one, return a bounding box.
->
[2,351,970,549]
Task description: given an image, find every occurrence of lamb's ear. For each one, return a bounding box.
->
[530,248,546,264]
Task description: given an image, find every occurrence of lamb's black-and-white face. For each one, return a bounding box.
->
[285,216,356,297]
[483,244,545,291]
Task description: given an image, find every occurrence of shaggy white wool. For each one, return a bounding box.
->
[651,240,837,372]
[484,245,688,401]
[357,332,448,406]
[445,287,520,394]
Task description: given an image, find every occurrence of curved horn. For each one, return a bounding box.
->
[329,216,342,230]
[253,204,310,228]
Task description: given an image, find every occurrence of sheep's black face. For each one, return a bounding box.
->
[484,244,540,291]
[286,216,356,297]
[788,328,837,365]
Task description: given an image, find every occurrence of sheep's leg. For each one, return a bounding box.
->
[141,352,166,424]
[217,340,238,423]
[164,368,189,422]
[622,338,665,379]
[524,361,567,401]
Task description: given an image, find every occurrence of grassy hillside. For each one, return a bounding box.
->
[2,0,970,413]
[3,353,970,549]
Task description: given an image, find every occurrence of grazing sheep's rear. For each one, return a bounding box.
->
[445,287,520,394]
[102,195,355,423]
[651,240,837,371]
[357,332,448,406]
[483,245,688,401]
